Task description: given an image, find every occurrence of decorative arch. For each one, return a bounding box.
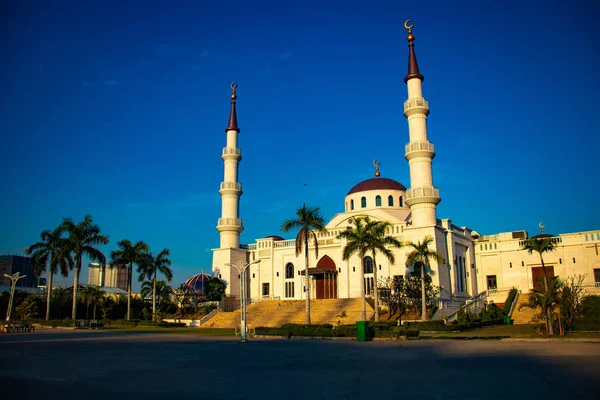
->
[316,255,336,270]
[375,195,382,207]
[315,255,337,299]
[285,263,294,279]
[361,197,367,208]
[363,256,373,274]
[388,195,394,206]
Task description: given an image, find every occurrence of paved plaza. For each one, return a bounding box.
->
[1,330,599,400]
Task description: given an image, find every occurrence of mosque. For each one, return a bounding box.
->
[211,22,600,309]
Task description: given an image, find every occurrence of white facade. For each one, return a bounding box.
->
[87,262,127,291]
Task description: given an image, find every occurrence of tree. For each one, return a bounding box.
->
[366,220,402,321]
[337,217,372,321]
[281,203,326,324]
[405,236,444,321]
[401,267,441,317]
[80,285,105,320]
[558,274,589,333]
[141,279,173,312]
[27,225,74,320]
[204,277,226,301]
[15,299,38,320]
[138,248,173,320]
[110,240,149,321]
[521,236,556,292]
[62,215,109,320]
[519,276,562,335]
[377,276,406,320]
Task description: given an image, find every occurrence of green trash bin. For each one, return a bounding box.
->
[504,315,512,325]
[356,321,370,342]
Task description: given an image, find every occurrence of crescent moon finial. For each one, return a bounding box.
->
[373,159,380,178]
[539,222,545,234]
[230,81,238,101]
[404,19,413,30]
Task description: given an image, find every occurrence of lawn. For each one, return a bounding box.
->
[421,324,600,339]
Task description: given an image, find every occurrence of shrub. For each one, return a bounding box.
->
[158,322,186,328]
[137,320,158,327]
[281,324,334,337]
[255,327,287,336]
[393,327,420,338]
[479,303,504,321]
[110,319,138,328]
[333,324,357,337]
[581,296,600,319]
[503,288,519,315]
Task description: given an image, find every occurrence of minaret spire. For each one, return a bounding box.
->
[403,20,424,83]
[403,20,441,227]
[217,81,244,248]
[226,82,240,133]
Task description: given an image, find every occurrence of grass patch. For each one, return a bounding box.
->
[421,324,600,340]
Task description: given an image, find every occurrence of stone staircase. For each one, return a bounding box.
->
[203,298,374,328]
[510,293,539,324]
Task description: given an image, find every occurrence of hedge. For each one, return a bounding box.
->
[404,318,504,332]
[503,288,519,315]
[254,323,419,339]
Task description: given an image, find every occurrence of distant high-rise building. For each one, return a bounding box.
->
[87,263,127,291]
[0,255,37,288]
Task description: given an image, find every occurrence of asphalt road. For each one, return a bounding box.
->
[1,329,599,400]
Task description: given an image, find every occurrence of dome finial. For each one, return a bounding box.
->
[373,159,381,178]
[539,221,545,234]
[404,19,414,42]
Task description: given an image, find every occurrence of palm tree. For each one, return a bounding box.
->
[337,216,372,321]
[522,236,556,292]
[366,220,402,322]
[519,276,562,335]
[80,285,105,320]
[110,240,149,320]
[141,280,173,311]
[281,203,326,324]
[138,248,173,320]
[27,225,74,320]
[405,236,444,321]
[62,215,109,320]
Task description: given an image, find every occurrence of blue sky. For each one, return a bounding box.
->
[1,0,598,290]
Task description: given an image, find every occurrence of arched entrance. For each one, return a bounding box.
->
[314,255,338,299]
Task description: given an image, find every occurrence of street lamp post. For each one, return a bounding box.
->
[226,260,261,343]
[4,272,27,321]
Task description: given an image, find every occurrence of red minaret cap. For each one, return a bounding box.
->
[403,20,424,84]
[225,82,240,133]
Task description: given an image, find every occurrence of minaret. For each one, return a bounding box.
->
[217,82,244,248]
[403,20,441,227]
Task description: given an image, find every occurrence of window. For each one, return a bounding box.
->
[285,281,295,298]
[285,263,294,279]
[375,195,382,207]
[594,268,600,284]
[262,283,270,296]
[586,234,589,241]
[559,258,562,264]
[399,196,403,207]
[388,195,394,206]
[487,275,497,290]
[350,199,354,210]
[480,245,483,250]
[573,257,576,264]
[485,244,487,250]
[363,256,373,274]
[494,243,497,249]
[353,266,356,272]
[364,276,375,296]
[521,261,524,267]
[361,197,367,208]
[509,262,512,268]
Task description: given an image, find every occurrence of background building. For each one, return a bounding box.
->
[87,262,127,291]
[0,255,37,288]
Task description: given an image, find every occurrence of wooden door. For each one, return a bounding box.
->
[531,266,555,291]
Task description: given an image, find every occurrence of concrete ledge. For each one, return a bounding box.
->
[501,338,600,343]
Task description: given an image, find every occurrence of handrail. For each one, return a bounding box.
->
[199,308,219,326]
[507,290,521,317]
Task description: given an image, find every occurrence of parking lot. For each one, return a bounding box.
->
[1,329,599,399]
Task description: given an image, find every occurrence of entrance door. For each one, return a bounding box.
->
[531,266,555,291]
[314,256,338,299]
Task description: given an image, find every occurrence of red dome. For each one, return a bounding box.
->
[347,178,406,195]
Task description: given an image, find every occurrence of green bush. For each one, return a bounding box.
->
[255,327,287,336]
[479,303,504,321]
[394,327,420,338]
[572,319,600,331]
[137,320,158,327]
[333,324,357,337]
[33,319,75,328]
[503,288,519,315]
[109,319,138,328]
[281,324,333,337]
[581,296,600,319]
[158,322,186,328]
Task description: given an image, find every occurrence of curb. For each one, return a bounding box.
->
[500,338,600,343]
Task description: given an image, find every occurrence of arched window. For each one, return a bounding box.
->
[361,197,367,208]
[350,199,354,210]
[375,195,382,207]
[363,256,373,274]
[285,263,294,279]
[399,196,403,207]
[388,195,394,206]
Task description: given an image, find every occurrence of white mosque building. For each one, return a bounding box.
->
[211,23,600,307]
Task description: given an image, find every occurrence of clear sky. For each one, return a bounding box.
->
[1,0,599,290]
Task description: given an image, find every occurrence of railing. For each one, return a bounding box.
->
[199,307,220,326]
[406,187,440,200]
[583,283,600,292]
[405,141,434,154]
[404,97,429,112]
[508,290,521,317]
[438,299,463,309]
[217,217,243,227]
[222,147,242,157]
[274,239,296,248]
[220,182,242,191]
[247,296,281,305]
[486,287,513,296]
[246,244,257,250]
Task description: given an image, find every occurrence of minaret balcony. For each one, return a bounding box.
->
[405,141,435,160]
[405,186,441,206]
[219,181,243,193]
[222,147,242,160]
[217,217,244,229]
[403,97,430,117]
